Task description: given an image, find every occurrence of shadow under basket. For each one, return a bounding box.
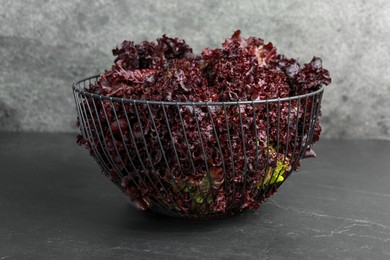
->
[73,75,324,220]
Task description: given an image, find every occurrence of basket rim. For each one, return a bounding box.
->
[72,74,324,105]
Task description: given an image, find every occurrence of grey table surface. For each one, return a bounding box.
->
[0,133,389,260]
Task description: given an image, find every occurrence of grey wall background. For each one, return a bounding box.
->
[1,0,389,139]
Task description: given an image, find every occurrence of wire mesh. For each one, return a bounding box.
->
[73,75,324,219]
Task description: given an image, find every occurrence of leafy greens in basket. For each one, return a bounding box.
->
[77,30,331,215]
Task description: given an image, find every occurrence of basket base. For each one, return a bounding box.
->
[148,205,239,220]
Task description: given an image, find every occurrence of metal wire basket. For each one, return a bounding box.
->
[73,75,324,219]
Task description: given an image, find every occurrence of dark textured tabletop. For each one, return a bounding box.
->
[0,133,389,259]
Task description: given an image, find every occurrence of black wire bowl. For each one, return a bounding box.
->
[73,75,324,220]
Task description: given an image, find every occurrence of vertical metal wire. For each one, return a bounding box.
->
[261,99,282,197]
[148,103,192,212]
[100,99,132,178]
[249,101,261,199]
[290,98,301,168]
[312,93,323,140]
[74,94,103,171]
[252,101,260,172]
[174,104,207,207]
[76,94,112,180]
[175,104,197,175]
[290,96,309,171]
[160,104,187,180]
[73,88,87,140]
[120,102,170,212]
[284,99,293,162]
[305,92,323,155]
[109,99,146,191]
[206,104,228,198]
[191,103,215,203]
[301,94,317,157]
[268,98,293,193]
[114,100,143,178]
[121,102,150,177]
[255,100,271,201]
[132,101,183,213]
[237,102,249,206]
[88,98,123,177]
[77,94,117,181]
[222,103,236,209]
[303,95,316,149]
